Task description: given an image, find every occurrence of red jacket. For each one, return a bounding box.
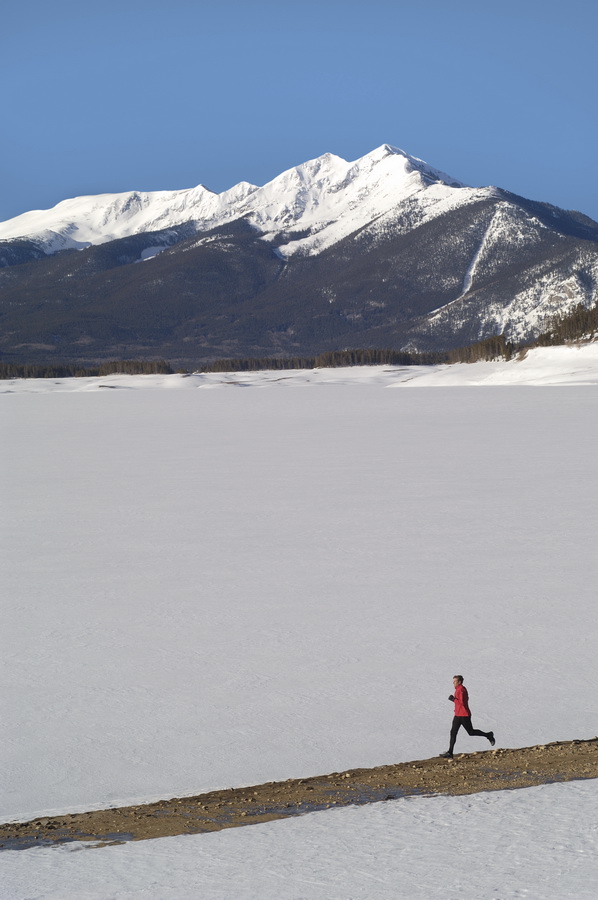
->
[454,684,471,717]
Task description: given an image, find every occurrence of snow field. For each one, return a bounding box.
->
[4,342,598,394]
[3,354,598,896]
[2,377,598,822]
[3,781,598,899]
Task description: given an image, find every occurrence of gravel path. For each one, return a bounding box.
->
[2,738,597,851]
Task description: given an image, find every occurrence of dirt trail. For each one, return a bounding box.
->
[2,738,597,851]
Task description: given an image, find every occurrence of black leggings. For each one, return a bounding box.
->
[449,716,492,753]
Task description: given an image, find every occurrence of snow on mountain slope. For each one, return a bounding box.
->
[237,145,470,258]
[0,145,471,258]
[424,208,598,344]
[3,145,596,360]
[426,202,552,318]
[0,181,260,255]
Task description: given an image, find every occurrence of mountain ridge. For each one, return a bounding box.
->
[0,145,467,259]
[0,145,597,367]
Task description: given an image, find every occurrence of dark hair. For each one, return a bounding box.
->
[453,675,464,684]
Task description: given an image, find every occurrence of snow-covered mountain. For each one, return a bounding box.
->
[1,144,597,367]
[0,145,468,258]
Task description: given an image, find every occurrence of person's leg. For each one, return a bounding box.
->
[462,717,495,744]
[448,716,462,754]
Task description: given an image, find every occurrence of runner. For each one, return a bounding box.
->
[440,675,495,758]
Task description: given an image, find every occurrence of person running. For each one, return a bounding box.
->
[440,675,495,758]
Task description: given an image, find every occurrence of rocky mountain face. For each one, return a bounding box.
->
[1,145,597,367]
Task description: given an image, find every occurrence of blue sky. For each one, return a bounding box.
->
[2,0,597,222]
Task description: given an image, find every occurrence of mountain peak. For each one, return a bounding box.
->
[362,144,466,188]
[367,143,404,160]
[0,144,468,255]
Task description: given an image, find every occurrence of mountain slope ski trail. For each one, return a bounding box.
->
[2,738,597,851]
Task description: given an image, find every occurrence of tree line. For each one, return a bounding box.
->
[3,302,598,381]
[447,335,516,363]
[531,301,598,346]
[199,348,448,373]
[0,360,173,380]
[0,344,520,379]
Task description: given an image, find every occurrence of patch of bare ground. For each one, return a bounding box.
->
[2,738,597,851]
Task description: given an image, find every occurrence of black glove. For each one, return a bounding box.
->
[448,695,455,701]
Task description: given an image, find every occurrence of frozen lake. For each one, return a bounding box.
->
[3,375,598,823]
[3,358,598,896]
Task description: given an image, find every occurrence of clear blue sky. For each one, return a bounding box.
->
[2,0,597,222]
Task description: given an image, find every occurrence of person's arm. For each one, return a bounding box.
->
[456,684,471,714]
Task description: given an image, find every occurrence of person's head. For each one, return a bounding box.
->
[453,675,464,687]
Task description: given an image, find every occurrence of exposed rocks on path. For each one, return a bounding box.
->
[2,738,597,851]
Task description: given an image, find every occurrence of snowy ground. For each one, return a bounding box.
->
[2,345,598,896]
[4,343,598,394]
[3,780,598,899]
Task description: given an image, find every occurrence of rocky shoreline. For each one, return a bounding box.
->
[2,738,597,851]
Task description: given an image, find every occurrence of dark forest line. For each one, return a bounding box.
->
[0,349,450,379]
[2,303,597,381]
